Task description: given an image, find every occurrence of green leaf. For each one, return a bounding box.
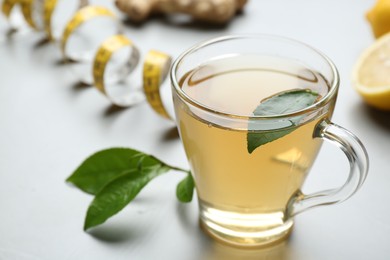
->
[252,89,319,116]
[67,148,149,195]
[247,128,296,154]
[67,147,192,230]
[176,174,195,203]
[84,156,171,230]
[247,89,319,154]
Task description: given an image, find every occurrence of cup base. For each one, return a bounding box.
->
[199,203,294,248]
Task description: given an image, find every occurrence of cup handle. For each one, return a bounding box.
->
[287,119,369,217]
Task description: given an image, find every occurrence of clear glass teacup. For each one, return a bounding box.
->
[170,35,369,247]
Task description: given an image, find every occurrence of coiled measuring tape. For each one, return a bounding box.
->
[42,0,57,38]
[93,34,141,107]
[92,38,173,118]
[143,50,172,120]
[61,5,116,59]
[2,0,19,18]
[43,0,87,40]
[17,0,87,39]
[20,0,36,28]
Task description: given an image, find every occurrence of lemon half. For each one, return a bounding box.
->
[352,32,390,110]
[367,0,390,38]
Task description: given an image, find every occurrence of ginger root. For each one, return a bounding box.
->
[115,0,248,24]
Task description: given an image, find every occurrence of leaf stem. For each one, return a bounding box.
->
[148,155,190,174]
[166,164,190,174]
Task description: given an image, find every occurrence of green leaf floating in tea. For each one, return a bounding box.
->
[66,148,194,230]
[247,89,319,154]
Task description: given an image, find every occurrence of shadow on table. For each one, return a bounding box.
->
[32,37,51,49]
[2,27,18,39]
[52,56,73,66]
[71,81,91,92]
[355,102,390,131]
[0,28,30,50]
[103,104,131,117]
[88,223,137,243]
[161,126,180,141]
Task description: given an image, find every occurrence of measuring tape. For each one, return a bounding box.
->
[16,0,87,39]
[43,0,58,39]
[9,1,173,119]
[93,34,141,106]
[61,5,116,59]
[43,0,87,40]
[143,50,172,120]
[20,0,37,28]
[93,39,173,118]
[2,0,19,18]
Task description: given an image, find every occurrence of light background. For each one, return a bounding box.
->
[1,0,389,259]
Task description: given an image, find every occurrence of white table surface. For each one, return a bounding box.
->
[1,0,389,259]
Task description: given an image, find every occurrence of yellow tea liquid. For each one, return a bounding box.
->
[175,54,331,245]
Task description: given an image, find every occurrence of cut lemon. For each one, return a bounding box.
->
[352,32,390,110]
[367,0,390,38]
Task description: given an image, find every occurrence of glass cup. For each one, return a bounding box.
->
[170,35,369,247]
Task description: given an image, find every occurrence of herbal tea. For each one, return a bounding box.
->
[175,54,330,243]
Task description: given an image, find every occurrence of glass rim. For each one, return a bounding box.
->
[170,34,340,120]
